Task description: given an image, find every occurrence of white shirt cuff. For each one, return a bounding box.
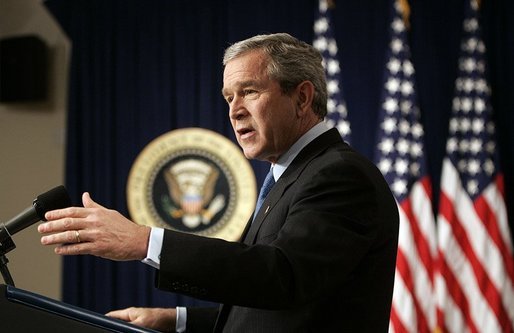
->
[176,306,187,332]
[140,227,164,269]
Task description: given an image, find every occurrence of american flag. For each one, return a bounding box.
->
[435,0,514,332]
[313,0,351,144]
[373,1,437,332]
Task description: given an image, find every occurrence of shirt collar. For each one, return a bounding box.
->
[270,122,331,181]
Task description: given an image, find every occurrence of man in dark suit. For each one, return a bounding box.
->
[39,33,399,332]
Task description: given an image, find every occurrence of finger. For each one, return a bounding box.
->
[106,309,131,321]
[38,216,82,234]
[54,242,90,256]
[41,230,83,245]
[44,206,88,221]
[83,192,105,209]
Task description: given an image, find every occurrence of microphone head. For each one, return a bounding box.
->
[33,185,72,220]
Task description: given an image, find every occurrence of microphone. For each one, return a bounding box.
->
[0,186,72,245]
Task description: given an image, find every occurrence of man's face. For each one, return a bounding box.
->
[222,50,300,163]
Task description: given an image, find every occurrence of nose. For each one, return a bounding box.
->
[229,96,247,120]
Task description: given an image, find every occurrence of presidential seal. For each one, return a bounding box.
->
[127,128,257,241]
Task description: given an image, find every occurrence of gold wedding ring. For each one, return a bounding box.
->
[75,230,81,243]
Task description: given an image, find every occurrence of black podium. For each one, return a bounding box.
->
[0,284,159,332]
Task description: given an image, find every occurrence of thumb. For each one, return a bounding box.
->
[105,309,130,321]
[82,192,105,209]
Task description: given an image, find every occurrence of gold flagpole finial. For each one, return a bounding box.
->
[398,0,411,29]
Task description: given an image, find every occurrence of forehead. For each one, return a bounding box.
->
[222,50,269,87]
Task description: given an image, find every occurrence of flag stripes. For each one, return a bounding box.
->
[311,1,514,331]
[435,0,514,328]
[373,1,437,332]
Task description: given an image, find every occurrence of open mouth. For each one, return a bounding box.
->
[238,127,255,139]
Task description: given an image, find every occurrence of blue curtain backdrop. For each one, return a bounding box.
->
[44,0,514,313]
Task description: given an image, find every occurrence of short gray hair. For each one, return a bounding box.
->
[223,33,327,119]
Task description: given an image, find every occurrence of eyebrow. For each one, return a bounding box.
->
[221,80,260,97]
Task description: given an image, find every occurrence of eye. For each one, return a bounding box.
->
[243,89,257,97]
[224,96,233,104]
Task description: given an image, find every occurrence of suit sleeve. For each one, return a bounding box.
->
[156,157,397,310]
[184,307,219,333]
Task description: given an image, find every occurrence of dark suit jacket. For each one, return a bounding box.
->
[156,128,399,332]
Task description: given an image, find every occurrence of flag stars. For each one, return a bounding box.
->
[475,79,488,94]
[399,120,410,135]
[387,58,402,74]
[375,0,430,201]
[485,141,496,154]
[318,0,328,12]
[403,60,415,77]
[327,98,336,113]
[463,78,474,93]
[410,142,423,158]
[396,139,410,155]
[484,159,495,175]
[314,18,329,35]
[447,138,458,153]
[382,117,397,134]
[460,57,477,73]
[445,0,500,199]
[457,160,469,174]
[383,98,399,113]
[337,104,347,115]
[337,120,351,137]
[378,158,393,174]
[328,40,339,56]
[469,138,482,154]
[474,98,486,113]
[391,178,408,196]
[459,139,470,153]
[386,78,401,94]
[476,60,485,74]
[401,100,413,114]
[395,158,409,175]
[460,117,471,132]
[410,162,421,176]
[391,38,404,54]
[401,81,414,96]
[327,59,340,75]
[467,159,481,175]
[466,179,479,195]
[477,41,485,53]
[314,1,351,144]
[379,138,395,155]
[449,118,459,134]
[313,38,327,53]
[472,118,484,133]
[460,98,473,113]
[464,18,478,32]
[327,80,340,94]
[392,18,405,33]
[411,123,424,138]
[464,37,478,52]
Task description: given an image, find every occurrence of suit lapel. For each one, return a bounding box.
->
[215,129,345,331]
[243,128,345,245]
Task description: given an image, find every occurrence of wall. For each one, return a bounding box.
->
[0,0,69,300]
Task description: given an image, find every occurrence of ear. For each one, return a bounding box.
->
[295,81,315,117]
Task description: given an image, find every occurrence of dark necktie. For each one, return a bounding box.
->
[253,168,275,220]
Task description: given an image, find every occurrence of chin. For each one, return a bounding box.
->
[242,148,260,161]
